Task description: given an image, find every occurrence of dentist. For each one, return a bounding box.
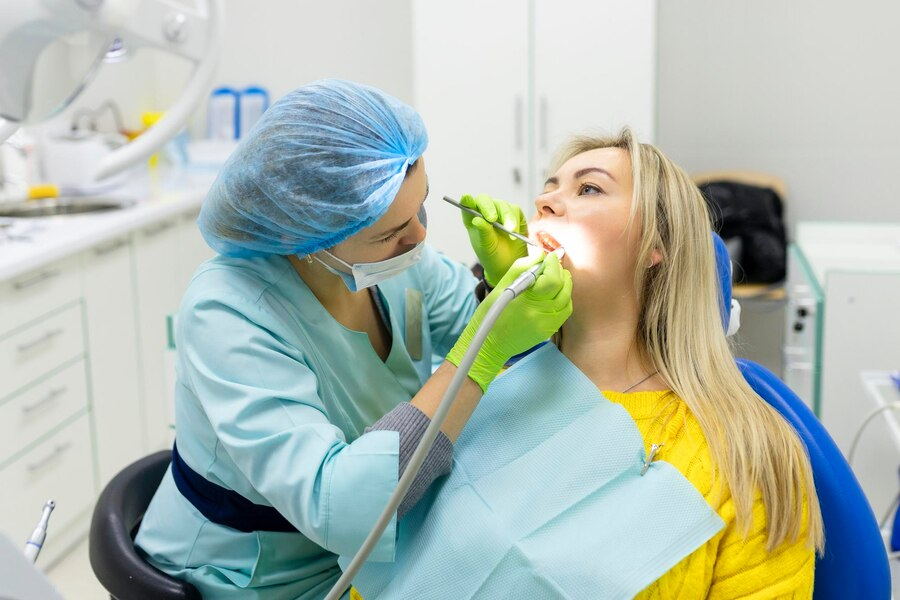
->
[134,79,572,599]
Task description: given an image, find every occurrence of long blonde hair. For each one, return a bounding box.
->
[552,128,824,553]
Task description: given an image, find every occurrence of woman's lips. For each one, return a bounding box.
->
[535,231,562,253]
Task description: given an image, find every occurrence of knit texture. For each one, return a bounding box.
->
[367,402,454,518]
[602,390,815,599]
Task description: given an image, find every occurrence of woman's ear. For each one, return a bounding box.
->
[647,249,663,268]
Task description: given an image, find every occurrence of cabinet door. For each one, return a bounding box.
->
[132,219,182,452]
[81,236,144,485]
[177,209,215,288]
[533,0,657,185]
[412,0,529,264]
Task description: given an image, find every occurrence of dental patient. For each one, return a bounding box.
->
[349,128,823,599]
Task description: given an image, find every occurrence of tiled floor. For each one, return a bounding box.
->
[45,536,108,599]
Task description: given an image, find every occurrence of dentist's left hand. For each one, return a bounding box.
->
[460,193,529,287]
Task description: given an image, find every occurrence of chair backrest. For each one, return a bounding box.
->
[712,232,891,599]
[738,359,891,599]
[89,450,201,600]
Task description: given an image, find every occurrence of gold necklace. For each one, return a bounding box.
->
[621,370,659,393]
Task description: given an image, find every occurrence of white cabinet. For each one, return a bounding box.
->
[785,222,900,521]
[532,0,656,180]
[0,188,212,565]
[413,0,656,262]
[132,219,182,452]
[0,258,93,566]
[81,236,145,484]
[132,212,213,451]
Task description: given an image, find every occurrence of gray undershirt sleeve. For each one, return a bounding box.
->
[367,402,454,518]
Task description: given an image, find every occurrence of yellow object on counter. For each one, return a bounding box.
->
[27,184,59,200]
[141,111,166,168]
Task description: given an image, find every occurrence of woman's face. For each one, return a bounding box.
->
[328,158,429,265]
[530,147,640,300]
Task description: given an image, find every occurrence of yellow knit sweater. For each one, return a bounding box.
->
[602,389,815,599]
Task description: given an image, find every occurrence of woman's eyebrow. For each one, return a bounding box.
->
[544,168,616,188]
[372,182,429,239]
[574,167,616,182]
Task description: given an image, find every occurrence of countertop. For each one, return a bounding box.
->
[0,168,217,282]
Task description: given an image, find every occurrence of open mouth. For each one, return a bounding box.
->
[535,231,562,253]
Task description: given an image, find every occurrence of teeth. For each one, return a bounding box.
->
[535,231,562,253]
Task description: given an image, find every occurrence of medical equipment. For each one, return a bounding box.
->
[326,246,563,600]
[0,0,223,181]
[238,86,269,138]
[23,500,55,564]
[442,195,539,250]
[207,87,240,141]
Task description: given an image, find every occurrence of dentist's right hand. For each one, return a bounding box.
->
[460,193,529,287]
[446,252,572,392]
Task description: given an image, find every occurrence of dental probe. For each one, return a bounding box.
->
[442,196,542,250]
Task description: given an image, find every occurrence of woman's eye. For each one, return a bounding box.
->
[379,230,401,244]
[579,183,604,196]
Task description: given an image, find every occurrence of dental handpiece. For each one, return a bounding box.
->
[24,500,55,563]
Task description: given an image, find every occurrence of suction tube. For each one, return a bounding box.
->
[324,258,551,600]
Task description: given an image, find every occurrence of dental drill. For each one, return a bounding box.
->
[24,500,55,564]
[325,203,563,600]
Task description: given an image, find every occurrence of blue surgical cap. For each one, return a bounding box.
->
[198,79,428,257]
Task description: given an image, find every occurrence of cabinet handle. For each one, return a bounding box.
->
[143,220,176,237]
[22,386,68,415]
[514,96,523,150]
[26,441,73,473]
[94,238,129,256]
[13,269,61,291]
[17,328,64,355]
[539,96,548,151]
[785,362,813,372]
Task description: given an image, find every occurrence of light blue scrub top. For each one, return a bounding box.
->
[135,244,478,600]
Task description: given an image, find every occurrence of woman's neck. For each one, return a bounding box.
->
[288,255,365,314]
[560,301,661,393]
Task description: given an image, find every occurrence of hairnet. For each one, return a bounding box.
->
[198,79,428,257]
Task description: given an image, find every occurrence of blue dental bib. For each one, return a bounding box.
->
[344,344,724,599]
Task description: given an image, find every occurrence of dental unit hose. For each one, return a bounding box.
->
[324,259,550,600]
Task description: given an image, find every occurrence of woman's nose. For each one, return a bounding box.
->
[535,193,564,217]
[405,217,427,245]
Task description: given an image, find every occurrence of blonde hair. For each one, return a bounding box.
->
[551,128,824,553]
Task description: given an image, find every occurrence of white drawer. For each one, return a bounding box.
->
[0,304,84,397]
[0,414,95,549]
[0,360,88,464]
[0,257,81,332]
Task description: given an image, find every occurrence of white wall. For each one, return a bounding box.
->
[155,0,414,137]
[41,0,413,139]
[656,0,900,235]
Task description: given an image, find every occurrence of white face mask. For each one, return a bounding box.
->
[314,242,424,291]
[311,205,427,291]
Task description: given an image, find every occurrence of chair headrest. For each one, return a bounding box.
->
[712,232,740,336]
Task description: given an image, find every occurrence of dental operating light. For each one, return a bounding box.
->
[0,0,223,180]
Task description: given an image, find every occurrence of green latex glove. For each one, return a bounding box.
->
[447,252,573,392]
[460,193,529,287]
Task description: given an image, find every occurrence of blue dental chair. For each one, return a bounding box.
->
[713,233,891,599]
